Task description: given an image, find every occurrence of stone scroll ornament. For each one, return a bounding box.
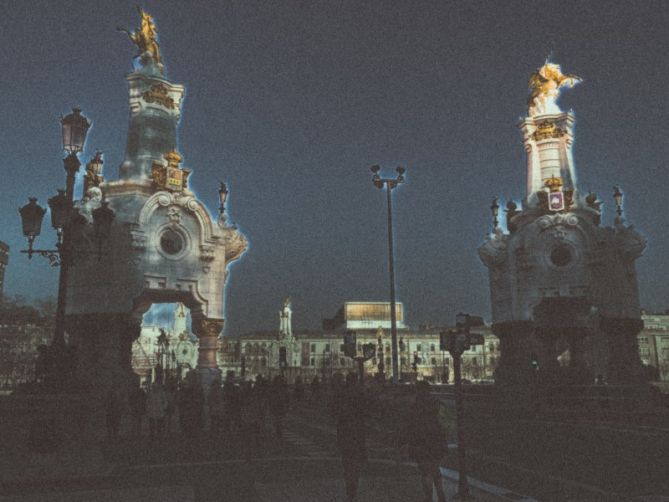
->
[528,61,581,116]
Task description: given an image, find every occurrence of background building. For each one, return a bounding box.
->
[638,312,669,382]
[218,300,499,384]
[480,62,646,386]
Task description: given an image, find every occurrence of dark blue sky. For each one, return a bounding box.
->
[2,1,668,335]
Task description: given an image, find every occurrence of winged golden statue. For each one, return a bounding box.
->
[117,7,161,65]
[528,61,581,116]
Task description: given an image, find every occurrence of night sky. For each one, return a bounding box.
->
[2,1,668,335]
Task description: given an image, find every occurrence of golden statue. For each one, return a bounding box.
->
[528,61,581,116]
[118,7,161,64]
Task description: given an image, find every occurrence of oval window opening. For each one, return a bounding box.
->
[160,228,184,255]
[550,245,572,267]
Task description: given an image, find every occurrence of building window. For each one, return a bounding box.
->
[430,344,435,352]
[431,357,437,365]
[340,358,346,366]
[310,358,315,366]
[311,344,316,352]
[324,344,330,352]
[417,344,422,352]
[472,357,478,366]
[340,344,345,352]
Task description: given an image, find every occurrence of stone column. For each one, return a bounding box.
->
[493,321,536,386]
[65,313,141,439]
[66,313,142,389]
[600,317,644,385]
[193,317,224,387]
[535,328,561,385]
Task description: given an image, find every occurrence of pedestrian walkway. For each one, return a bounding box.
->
[0,459,527,502]
[282,429,332,458]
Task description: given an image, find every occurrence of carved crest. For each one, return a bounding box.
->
[532,121,566,141]
[142,84,176,109]
[151,151,191,192]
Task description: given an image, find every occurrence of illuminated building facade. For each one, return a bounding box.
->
[61,10,247,391]
[480,62,646,386]
[218,300,499,383]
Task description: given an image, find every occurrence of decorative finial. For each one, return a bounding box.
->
[528,62,581,116]
[613,185,624,222]
[544,176,563,192]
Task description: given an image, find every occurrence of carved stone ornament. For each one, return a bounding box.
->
[130,228,147,252]
[222,227,249,263]
[200,243,216,273]
[616,226,647,262]
[166,206,181,225]
[151,151,191,192]
[536,213,579,230]
[142,83,175,109]
[195,317,225,338]
[532,121,566,141]
[478,230,508,267]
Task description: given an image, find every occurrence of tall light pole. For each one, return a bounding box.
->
[370,165,405,384]
[18,108,115,384]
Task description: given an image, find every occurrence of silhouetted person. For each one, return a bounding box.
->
[400,381,447,502]
[240,380,263,456]
[209,375,225,435]
[294,375,305,402]
[269,375,289,438]
[222,371,241,436]
[147,381,168,441]
[178,373,204,437]
[34,345,49,384]
[335,373,368,502]
[128,382,146,437]
[310,376,321,404]
[105,387,125,441]
[254,375,270,434]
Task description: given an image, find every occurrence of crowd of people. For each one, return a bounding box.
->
[105,370,450,502]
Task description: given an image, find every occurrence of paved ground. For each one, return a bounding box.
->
[0,401,531,502]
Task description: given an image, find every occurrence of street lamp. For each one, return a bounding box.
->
[218,182,229,216]
[18,109,113,380]
[490,197,500,230]
[613,185,624,222]
[370,165,405,385]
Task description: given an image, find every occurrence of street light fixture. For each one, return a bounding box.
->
[613,185,623,219]
[218,182,229,216]
[369,164,406,385]
[18,108,114,377]
[490,197,500,230]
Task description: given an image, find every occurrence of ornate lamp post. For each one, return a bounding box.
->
[490,197,500,230]
[18,109,115,377]
[218,182,229,216]
[613,185,624,223]
[370,165,405,385]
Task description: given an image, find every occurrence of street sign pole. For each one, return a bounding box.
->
[443,312,485,500]
[452,346,469,499]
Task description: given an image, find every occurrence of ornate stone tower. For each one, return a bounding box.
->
[479,62,646,386]
[65,10,247,390]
